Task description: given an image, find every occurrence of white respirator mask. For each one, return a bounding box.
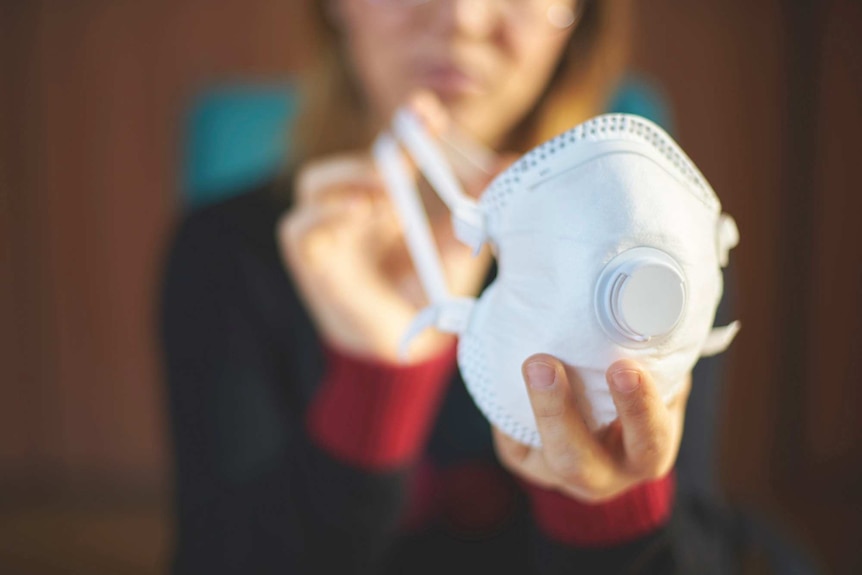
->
[372,111,740,447]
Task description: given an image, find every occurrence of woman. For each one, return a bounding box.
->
[161,0,736,573]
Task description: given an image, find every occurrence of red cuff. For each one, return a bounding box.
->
[523,471,675,548]
[305,340,457,471]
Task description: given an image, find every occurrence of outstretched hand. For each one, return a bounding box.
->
[278,91,496,364]
[493,355,690,503]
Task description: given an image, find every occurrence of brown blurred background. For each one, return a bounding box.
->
[1,0,860,573]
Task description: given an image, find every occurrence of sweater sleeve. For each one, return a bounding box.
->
[160,210,453,575]
[524,471,675,547]
[306,340,456,470]
[522,470,677,573]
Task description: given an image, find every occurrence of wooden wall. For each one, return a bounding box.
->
[1,0,860,572]
[631,2,862,570]
[1,0,312,494]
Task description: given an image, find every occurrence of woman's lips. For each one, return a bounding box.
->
[419,64,485,97]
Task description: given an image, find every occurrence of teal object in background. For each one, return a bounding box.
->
[607,76,673,134]
[181,75,669,209]
[183,83,299,208]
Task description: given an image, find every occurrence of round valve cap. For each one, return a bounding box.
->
[596,247,687,346]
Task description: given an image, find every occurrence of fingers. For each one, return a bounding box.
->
[280,196,398,266]
[295,155,384,207]
[406,90,450,137]
[522,354,605,483]
[493,355,687,502]
[606,359,675,479]
[491,427,556,490]
[280,199,364,263]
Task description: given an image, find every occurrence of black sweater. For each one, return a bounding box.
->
[160,182,741,574]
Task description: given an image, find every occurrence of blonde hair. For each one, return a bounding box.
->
[291,0,632,168]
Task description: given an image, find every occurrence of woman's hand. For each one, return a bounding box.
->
[493,355,690,503]
[277,97,494,363]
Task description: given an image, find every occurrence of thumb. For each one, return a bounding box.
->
[522,354,596,467]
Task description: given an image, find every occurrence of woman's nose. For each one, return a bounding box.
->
[442,0,500,39]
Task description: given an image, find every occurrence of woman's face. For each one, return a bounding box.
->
[334,0,578,146]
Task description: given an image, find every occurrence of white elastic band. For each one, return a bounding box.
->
[398,297,476,360]
[372,133,450,305]
[392,109,471,211]
[392,110,486,251]
[440,125,497,177]
[702,214,740,356]
[700,320,741,357]
[376,109,492,359]
[717,214,739,267]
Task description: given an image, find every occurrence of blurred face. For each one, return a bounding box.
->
[334,0,580,146]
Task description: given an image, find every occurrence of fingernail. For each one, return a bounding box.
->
[526,362,556,389]
[612,370,641,394]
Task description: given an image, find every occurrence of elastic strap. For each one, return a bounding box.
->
[701,320,741,357]
[373,134,450,305]
[392,110,487,252]
[717,213,739,267]
[372,132,477,361]
[398,298,476,360]
[704,214,741,356]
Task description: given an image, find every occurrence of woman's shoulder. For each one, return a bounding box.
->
[160,179,299,319]
[160,179,310,356]
[170,179,292,260]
